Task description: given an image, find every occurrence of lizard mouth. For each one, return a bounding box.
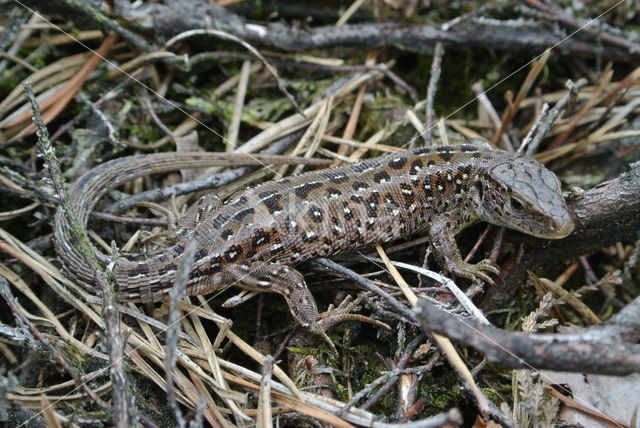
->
[550,218,575,238]
[523,217,575,239]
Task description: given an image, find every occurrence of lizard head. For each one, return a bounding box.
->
[471,155,575,239]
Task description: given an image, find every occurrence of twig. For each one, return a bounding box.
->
[317,256,493,416]
[0,8,31,73]
[609,294,640,326]
[78,92,119,146]
[360,335,428,411]
[545,387,629,428]
[519,103,549,154]
[143,94,177,144]
[528,271,602,325]
[31,0,154,52]
[50,69,143,142]
[313,258,415,322]
[620,239,640,295]
[491,50,550,147]
[95,1,637,60]
[520,78,586,155]
[269,60,418,102]
[442,3,507,30]
[488,227,504,264]
[366,255,490,325]
[472,82,513,151]
[23,78,103,268]
[24,81,132,425]
[463,225,492,263]
[423,42,444,145]
[415,298,640,375]
[257,355,275,428]
[526,0,640,54]
[336,335,427,415]
[548,70,612,149]
[184,52,419,101]
[98,266,132,428]
[1,52,38,72]
[165,240,198,428]
[227,60,251,152]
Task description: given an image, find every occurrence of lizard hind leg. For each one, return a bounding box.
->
[223,262,391,352]
[222,261,320,329]
[170,194,221,240]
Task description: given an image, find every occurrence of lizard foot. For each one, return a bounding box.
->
[449,259,500,285]
[308,295,391,353]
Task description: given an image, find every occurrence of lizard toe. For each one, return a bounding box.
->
[473,270,494,285]
[307,294,390,350]
[477,259,501,275]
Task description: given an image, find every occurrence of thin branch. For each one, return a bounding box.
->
[414,298,640,375]
[23,81,132,425]
[125,1,636,60]
[165,240,199,428]
[424,42,444,144]
[520,78,586,155]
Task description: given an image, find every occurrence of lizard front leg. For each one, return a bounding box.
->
[428,214,500,284]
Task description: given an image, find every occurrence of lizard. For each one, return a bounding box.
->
[54,140,575,337]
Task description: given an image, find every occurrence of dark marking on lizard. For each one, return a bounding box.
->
[352,181,369,192]
[388,157,408,169]
[373,171,391,184]
[294,181,323,198]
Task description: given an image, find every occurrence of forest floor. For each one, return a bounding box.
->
[0,1,639,427]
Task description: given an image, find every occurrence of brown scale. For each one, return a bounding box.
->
[55,141,575,339]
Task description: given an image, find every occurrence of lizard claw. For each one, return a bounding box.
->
[307,295,391,353]
[449,258,500,285]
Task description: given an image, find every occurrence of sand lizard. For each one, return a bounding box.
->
[54,141,574,334]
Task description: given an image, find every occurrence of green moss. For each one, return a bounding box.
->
[186,96,230,117]
[0,70,19,96]
[127,123,160,143]
[421,371,464,412]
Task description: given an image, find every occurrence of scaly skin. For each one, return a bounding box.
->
[54,141,574,333]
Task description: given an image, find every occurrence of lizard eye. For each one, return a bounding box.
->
[510,197,523,211]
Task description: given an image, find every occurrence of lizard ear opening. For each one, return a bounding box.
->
[475,182,484,200]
